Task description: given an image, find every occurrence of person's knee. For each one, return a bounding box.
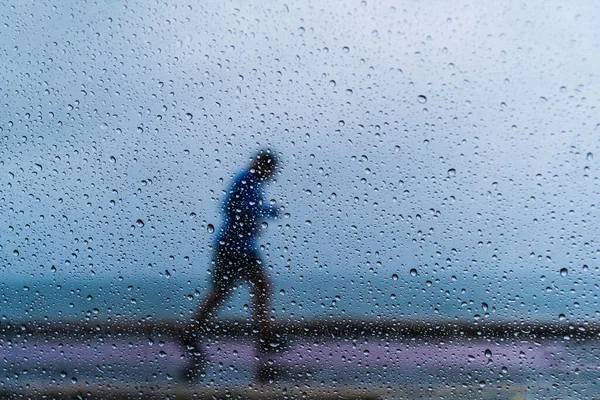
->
[254,273,271,293]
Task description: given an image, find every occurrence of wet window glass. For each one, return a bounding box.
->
[1,0,598,398]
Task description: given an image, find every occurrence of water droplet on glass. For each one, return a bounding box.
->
[560,267,568,277]
[207,224,215,233]
[482,302,488,312]
[392,273,398,281]
[587,152,593,161]
[342,46,350,53]
[409,268,417,277]
[447,168,456,177]
[484,349,492,358]
[417,95,427,104]
[136,219,144,228]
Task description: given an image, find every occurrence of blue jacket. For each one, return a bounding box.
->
[216,169,279,253]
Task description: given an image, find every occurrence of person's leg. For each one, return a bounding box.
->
[182,250,235,381]
[248,260,287,383]
[252,267,273,349]
[182,285,232,381]
[192,286,230,328]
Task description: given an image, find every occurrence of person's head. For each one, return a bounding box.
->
[250,149,279,181]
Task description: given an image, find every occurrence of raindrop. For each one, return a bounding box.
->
[409,268,417,277]
[587,152,593,161]
[560,267,568,277]
[391,273,398,281]
[447,168,456,177]
[342,46,350,53]
[484,349,492,358]
[207,224,215,233]
[482,302,488,312]
[417,95,427,104]
[136,219,144,228]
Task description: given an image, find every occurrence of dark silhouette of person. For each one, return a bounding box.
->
[183,149,282,382]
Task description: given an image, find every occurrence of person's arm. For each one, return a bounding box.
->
[231,175,280,219]
[261,201,280,219]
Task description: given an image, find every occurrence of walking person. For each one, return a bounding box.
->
[182,149,282,382]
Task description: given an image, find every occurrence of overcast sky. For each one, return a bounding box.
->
[0,0,599,320]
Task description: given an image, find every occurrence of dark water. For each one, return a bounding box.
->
[0,268,595,324]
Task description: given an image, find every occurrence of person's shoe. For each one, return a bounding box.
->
[256,362,288,384]
[258,332,290,355]
[182,345,207,383]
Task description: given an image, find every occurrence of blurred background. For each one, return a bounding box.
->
[0,0,599,398]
